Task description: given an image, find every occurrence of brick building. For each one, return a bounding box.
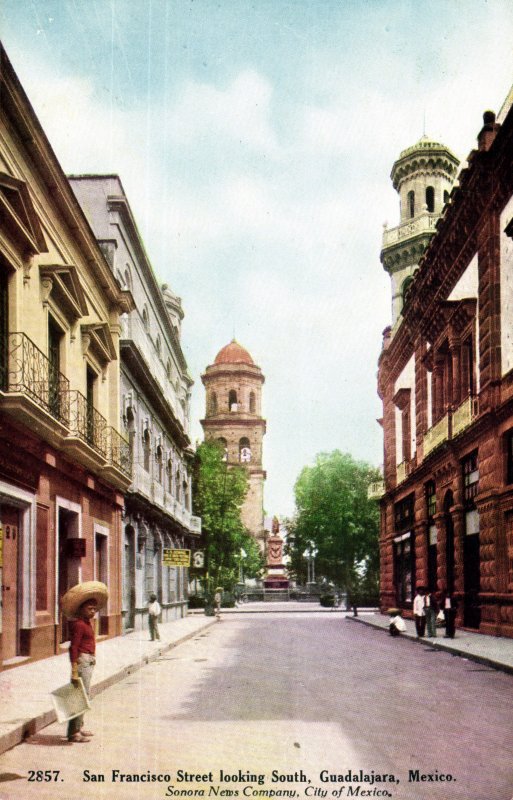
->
[376,97,513,638]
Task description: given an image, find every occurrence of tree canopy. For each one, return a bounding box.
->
[285,450,381,596]
[192,440,263,595]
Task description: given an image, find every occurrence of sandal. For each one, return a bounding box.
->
[68,733,91,743]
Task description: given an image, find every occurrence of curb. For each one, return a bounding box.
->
[0,619,217,756]
[347,615,513,676]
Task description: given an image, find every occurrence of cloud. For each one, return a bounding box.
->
[166,70,278,153]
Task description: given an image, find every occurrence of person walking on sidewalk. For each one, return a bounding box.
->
[148,593,161,641]
[424,589,438,638]
[413,586,427,637]
[441,589,458,638]
[61,581,108,743]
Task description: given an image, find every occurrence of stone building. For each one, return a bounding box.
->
[69,175,201,632]
[201,341,266,548]
[376,99,513,637]
[0,46,133,668]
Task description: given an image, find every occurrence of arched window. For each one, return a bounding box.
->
[142,306,149,333]
[407,190,415,219]
[210,392,218,415]
[126,406,136,454]
[249,391,256,413]
[143,428,151,472]
[167,457,173,493]
[239,437,251,463]
[156,444,163,483]
[228,389,238,411]
[425,186,435,212]
[401,276,414,307]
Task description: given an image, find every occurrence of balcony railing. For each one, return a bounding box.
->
[107,426,132,476]
[368,481,385,500]
[452,395,478,438]
[68,390,108,457]
[396,461,408,484]
[5,332,70,424]
[382,212,438,248]
[423,412,450,457]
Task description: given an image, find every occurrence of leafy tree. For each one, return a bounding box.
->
[192,441,263,596]
[285,451,381,597]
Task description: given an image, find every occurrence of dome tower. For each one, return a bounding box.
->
[201,340,266,548]
[381,135,460,328]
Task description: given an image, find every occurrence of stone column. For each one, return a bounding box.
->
[414,519,429,589]
[450,341,462,408]
[433,355,444,421]
[434,511,447,592]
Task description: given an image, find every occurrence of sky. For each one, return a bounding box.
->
[2,0,513,517]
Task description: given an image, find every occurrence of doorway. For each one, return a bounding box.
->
[123,525,135,630]
[57,505,80,643]
[463,509,481,629]
[1,505,20,660]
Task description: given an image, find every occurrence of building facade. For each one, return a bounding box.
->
[201,341,266,548]
[376,103,513,637]
[69,176,201,632]
[0,47,133,668]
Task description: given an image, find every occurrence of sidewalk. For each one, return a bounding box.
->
[348,610,513,674]
[0,614,216,756]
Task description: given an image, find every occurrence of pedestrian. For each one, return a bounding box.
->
[214,587,223,621]
[388,608,406,637]
[424,589,438,638]
[61,581,108,743]
[441,589,458,638]
[148,593,161,641]
[413,586,427,637]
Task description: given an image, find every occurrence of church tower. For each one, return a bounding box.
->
[381,135,459,328]
[201,340,266,548]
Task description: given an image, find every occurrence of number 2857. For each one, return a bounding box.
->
[28,770,61,782]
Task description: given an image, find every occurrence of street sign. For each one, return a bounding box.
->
[192,550,205,568]
[162,548,191,567]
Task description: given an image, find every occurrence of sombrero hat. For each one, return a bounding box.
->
[61,581,108,618]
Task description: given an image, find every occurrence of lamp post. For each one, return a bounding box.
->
[303,544,318,586]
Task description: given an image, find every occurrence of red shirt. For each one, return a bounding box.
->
[68,617,96,663]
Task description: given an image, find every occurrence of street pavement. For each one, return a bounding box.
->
[0,608,513,800]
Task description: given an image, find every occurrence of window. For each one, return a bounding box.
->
[210,392,218,415]
[407,190,415,219]
[156,444,163,483]
[394,535,413,604]
[86,366,97,445]
[426,481,437,592]
[426,186,435,212]
[167,457,173,493]
[444,190,450,204]
[463,451,479,507]
[394,494,414,532]
[143,428,151,472]
[239,437,251,463]
[249,391,256,413]
[48,316,63,419]
[462,335,474,397]
[507,431,513,485]
[228,389,237,411]
[124,266,132,292]
[142,306,149,332]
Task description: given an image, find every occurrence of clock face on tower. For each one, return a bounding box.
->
[240,447,252,463]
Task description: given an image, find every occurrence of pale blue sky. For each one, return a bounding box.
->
[2,0,513,516]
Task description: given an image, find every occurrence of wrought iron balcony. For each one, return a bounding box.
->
[4,332,70,424]
[68,389,108,457]
[107,426,132,477]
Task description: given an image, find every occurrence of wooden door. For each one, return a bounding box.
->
[2,506,20,661]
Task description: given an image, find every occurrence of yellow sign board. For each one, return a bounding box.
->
[162,548,191,567]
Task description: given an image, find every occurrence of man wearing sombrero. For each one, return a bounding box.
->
[61,581,108,743]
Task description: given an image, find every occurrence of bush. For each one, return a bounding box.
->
[187,595,206,609]
[320,593,336,608]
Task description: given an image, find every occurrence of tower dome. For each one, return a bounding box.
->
[381,133,460,327]
[214,339,254,366]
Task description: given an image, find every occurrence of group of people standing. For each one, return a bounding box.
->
[413,586,458,639]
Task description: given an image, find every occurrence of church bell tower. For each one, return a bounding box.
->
[201,340,266,548]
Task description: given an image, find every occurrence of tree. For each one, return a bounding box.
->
[285,450,381,597]
[192,441,262,596]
